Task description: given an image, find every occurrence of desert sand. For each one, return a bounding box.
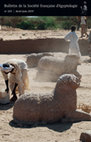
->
[0,29,91,142]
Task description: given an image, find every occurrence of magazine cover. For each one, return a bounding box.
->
[0,0,91,142]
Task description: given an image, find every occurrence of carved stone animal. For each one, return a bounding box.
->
[36,54,81,82]
[13,74,91,124]
[26,53,53,68]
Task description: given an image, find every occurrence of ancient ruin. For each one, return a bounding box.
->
[26,52,53,68]
[36,54,81,82]
[13,74,91,124]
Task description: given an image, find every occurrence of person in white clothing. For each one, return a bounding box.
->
[88,31,91,57]
[64,26,81,57]
[0,59,30,102]
[80,16,88,38]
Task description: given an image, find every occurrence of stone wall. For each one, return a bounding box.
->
[0,38,89,55]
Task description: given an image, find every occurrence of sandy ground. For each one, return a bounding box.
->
[0,29,71,40]
[0,54,90,142]
[0,29,90,142]
[0,28,90,40]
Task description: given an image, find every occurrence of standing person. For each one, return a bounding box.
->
[80,1,88,15]
[88,31,91,43]
[0,59,30,102]
[88,31,91,57]
[64,26,81,57]
[76,16,81,31]
[80,16,88,38]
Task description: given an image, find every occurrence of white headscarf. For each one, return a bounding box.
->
[0,64,14,73]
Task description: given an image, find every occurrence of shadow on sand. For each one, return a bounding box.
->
[9,120,73,132]
[0,102,14,110]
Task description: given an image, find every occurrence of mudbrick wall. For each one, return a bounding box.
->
[0,38,89,55]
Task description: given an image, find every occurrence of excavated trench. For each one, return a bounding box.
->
[0,38,89,55]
